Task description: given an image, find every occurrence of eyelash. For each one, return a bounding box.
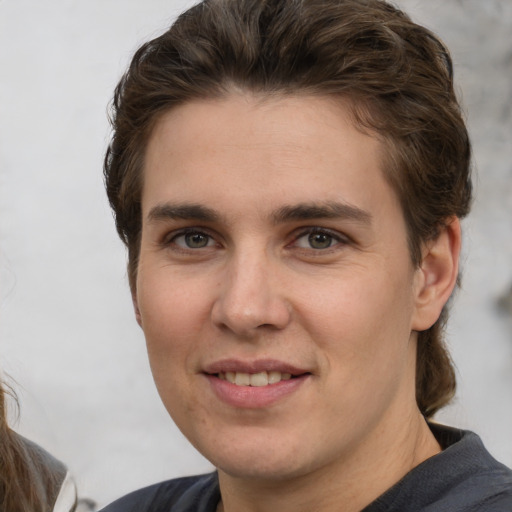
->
[291,227,348,252]
[163,228,218,251]
[161,226,349,253]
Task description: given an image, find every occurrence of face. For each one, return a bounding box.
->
[135,94,427,482]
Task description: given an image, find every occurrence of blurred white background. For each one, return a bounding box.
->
[0,0,511,508]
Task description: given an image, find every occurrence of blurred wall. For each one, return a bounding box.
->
[0,0,511,508]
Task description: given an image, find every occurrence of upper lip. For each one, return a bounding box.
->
[203,359,310,376]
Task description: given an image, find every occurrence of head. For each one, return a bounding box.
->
[105,0,471,418]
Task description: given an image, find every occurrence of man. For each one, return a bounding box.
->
[100,0,512,510]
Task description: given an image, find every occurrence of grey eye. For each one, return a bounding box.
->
[184,232,211,248]
[307,232,333,249]
[295,230,338,250]
[171,231,215,249]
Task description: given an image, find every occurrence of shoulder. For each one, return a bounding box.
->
[16,433,68,482]
[365,423,512,512]
[11,432,77,511]
[430,423,512,509]
[99,472,219,512]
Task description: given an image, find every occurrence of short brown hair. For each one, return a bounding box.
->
[104,0,472,417]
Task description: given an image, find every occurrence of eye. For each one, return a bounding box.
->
[293,228,345,250]
[171,230,216,249]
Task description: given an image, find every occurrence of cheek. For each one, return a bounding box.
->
[303,268,411,327]
[138,268,208,325]
[136,272,212,366]
[297,266,415,367]
[136,275,209,421]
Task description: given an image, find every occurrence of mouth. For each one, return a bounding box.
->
[203,360,311,407]
[216,370,296,387]
[203,359,310,386]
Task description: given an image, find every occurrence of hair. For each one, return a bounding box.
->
[0,381,61,512]
[104,0,472,418]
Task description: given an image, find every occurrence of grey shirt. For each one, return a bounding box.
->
[100,424,512,512]
[1,433,77,512]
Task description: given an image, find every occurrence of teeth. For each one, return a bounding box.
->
[250,372,268,387]
[218,371,294,386]
[235,372,251,386]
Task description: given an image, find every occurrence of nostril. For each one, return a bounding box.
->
[257,323,280,330]
[211,282,292,335]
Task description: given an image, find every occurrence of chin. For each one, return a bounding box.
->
[216,456,310,482]
[194,431,321,482]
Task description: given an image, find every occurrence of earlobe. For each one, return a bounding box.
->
[412,217,462,332]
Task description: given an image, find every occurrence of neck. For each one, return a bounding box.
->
[217,413,440,512]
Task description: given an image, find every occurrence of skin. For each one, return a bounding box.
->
[134,93,460,512]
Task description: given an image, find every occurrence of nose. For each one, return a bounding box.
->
[211,250,292,337]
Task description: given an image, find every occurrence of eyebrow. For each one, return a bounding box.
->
[272,201,372,225]
[147,200,372,226]
[148,203,220,223]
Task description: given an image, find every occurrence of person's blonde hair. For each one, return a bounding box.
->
[0,382,63,512]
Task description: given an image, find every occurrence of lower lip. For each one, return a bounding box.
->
[205,374,310,409]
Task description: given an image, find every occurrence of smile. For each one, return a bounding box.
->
[204,361,311,408]
[217,371,292,387]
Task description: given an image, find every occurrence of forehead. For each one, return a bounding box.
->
[142,93,400,225]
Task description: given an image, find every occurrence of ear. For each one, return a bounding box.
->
[411,217,462,331]
[132,289,143,328]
